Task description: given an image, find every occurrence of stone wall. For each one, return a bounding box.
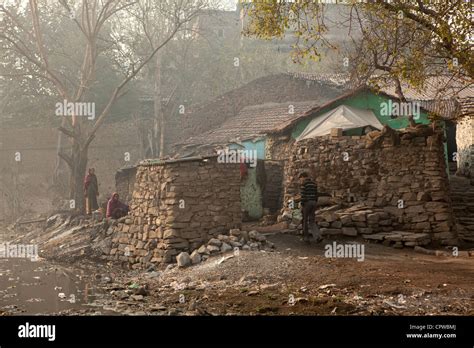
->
[456,115,473,177]
[107,156,242,267]
[283,133,457,245]
[265,134,295,161]
[262,160,284,214]
[115,166,137,204]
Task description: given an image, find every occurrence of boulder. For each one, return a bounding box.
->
[208,238,222,247]
[229,229,241,237]
[217,234,230,243]
[190,250,201,264]
[342,227,357,236]
[221,242,232,253]
[176,252,191,267]
[197,245,208,254]
[207,245,220,253]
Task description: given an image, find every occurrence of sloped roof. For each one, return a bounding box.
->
[178,101,320,147]
[270,85,435,134]
[289,72,474,118]
[288,72,351,87]
[458,97,474,117]
[378,76,474,101]
[170,73,345,147]
[175,73,472,152]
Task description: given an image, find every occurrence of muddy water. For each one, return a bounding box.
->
[0,258,103,315]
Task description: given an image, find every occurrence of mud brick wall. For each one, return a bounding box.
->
[108,157,242,267]
[284,134,456,244]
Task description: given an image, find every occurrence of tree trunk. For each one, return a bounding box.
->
[52,117,69,194]
[154,52,163,158]
[159,98,165,157]
[68,122,89,213]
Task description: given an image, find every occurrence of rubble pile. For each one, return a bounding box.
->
[9,213,113,262]
[316,204,395,237]
[363,231,431,248]
[175,229,275,267]
[280,203,444,247]
[282,133,457,245]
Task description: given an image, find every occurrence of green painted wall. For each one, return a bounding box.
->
[227,140,266,218]
[291,90,431,139]
[240,167,263,219]
[229,139,266,159]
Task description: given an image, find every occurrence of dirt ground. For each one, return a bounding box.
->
[1,225,473,316]
[65,233,473,316]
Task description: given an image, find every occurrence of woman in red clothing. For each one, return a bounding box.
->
[106,192,129,219]
[84,168,99,214]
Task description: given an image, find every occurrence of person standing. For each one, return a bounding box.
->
[84,167,99,215]
[297,172,321,243]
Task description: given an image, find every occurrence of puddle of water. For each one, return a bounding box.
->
[0,258,103,315]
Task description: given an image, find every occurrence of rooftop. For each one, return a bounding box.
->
[178,100,321,147]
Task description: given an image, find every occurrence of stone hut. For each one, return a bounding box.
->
[108,156,242,267]
[283,131,457,246]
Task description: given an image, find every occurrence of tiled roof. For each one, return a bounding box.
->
[178,101,320,147]
[176,73,472,151]
[288,72,351,87]
[289,72,474,118]
[171,73,345,147]
[458,97,474,117]
[378,76,474,101]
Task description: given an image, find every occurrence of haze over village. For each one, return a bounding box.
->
[0,1,472,337]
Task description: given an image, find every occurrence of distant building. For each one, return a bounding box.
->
[191,9,242,45]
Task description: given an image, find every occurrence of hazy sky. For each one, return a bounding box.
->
[221,0,237,10]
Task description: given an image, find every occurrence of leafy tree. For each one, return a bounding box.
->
[243,0,473,102]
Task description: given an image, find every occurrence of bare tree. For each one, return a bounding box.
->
[0,0,207,211]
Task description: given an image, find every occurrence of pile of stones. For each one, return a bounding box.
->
[317,204,396,236]
[363,231,431,248]
[280,203,395,236]
[279,203,435,248]
[176,229,275,267]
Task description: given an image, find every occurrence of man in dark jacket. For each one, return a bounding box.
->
[297,172,321,243]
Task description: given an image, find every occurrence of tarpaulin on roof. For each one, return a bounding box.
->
[296,105,383,141]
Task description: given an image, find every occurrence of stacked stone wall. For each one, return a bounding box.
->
[108,157,242,267]
[283,133,456,244]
